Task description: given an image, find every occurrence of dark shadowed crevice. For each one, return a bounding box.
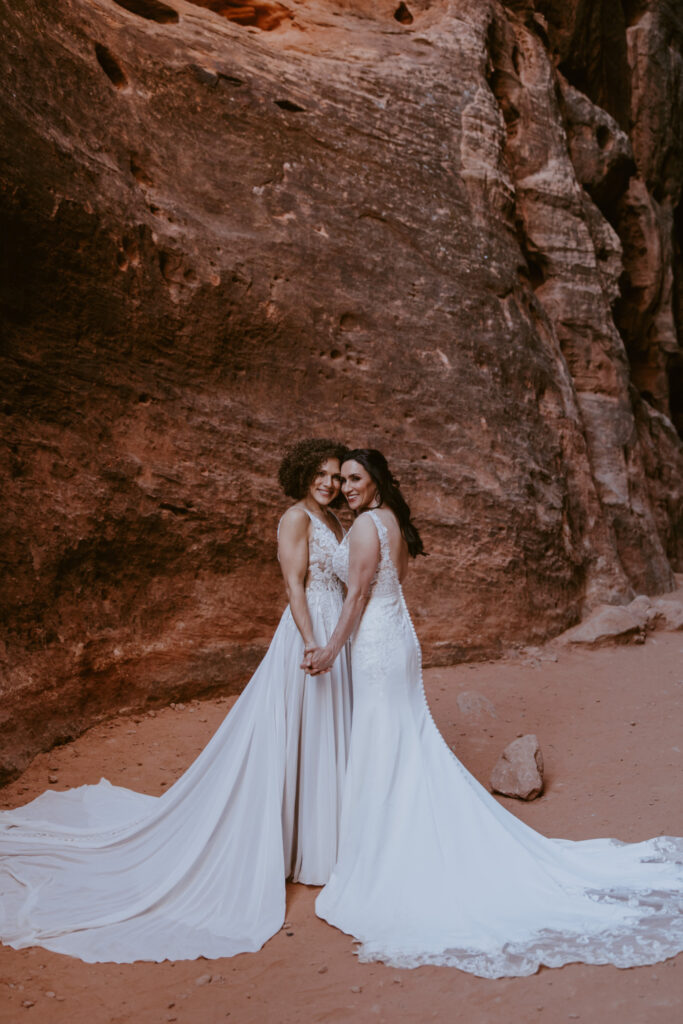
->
[671,199,683,436]
[621,0,649,29]
[112,0,179,23]
[274,98,305,113]
[535,0,631,129]
[95,44,127,88]
[394,3,414,25]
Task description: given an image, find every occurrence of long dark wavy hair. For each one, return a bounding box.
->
[343,448,426,558]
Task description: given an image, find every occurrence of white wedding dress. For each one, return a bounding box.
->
[0,509,351,963]
[316,510,683,978]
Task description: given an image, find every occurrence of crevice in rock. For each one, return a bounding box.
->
[129,156,152,186]
[183,1,293,31]
[394,3,414,25]
[217,72,244,87]
[485,20,521,139]
[274,98,305,112]
[536,0,631,130]
[94,44,127,89]
[670,199,683,436]
[621,0,649,29]
[111,0,179,24]
[159,502,195,516]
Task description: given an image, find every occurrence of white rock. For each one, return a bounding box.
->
[491,734,544,800]
[557,604,648,646]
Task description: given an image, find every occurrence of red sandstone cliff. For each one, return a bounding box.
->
[0,0,681,780]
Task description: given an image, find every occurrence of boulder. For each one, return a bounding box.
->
[490,734,545,801]
[649,596,683,632]
[557,603,649,646]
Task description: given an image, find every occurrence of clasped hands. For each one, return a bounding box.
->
[302,645,334,676]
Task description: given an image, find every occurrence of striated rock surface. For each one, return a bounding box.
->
[0,0,681,779]
[490,733,544,800]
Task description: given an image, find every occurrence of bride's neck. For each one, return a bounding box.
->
[302,495,332,517]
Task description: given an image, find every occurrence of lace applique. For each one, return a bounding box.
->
[279,509,344,599]
[304,513,345,598]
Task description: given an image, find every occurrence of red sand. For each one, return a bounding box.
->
[1,631,682,1023]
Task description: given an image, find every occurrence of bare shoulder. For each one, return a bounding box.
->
[278,504,310,540]
[349,512,382,549]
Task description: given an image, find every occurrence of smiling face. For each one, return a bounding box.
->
[341,459,379,512]
[307,457,342,507]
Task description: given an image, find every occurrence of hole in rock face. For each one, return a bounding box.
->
[596,123,610,150]
[274,98,305,112]
[394,2,413,24]
[95,44,127,87]
[184,1,293,31]
[112,0,179,22]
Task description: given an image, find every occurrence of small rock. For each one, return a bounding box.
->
[649,597,683,632]
[195,973,212,986]
[22,1002,35,1009]
[318,966,328,974]
[48,774,59,784]
[456,691,497,718]
[491,734,544,800]
[45,991,56,998]
[350,985,362,993]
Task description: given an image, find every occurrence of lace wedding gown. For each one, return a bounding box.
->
[0,510,351,963]
[316,510,683,978]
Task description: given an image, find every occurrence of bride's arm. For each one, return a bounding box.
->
[278,508,316,651]
[307,514,380,673]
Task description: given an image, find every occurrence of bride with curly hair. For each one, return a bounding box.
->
[0,438,352,962]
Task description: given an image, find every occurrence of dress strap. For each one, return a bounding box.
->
[365,509,389,551]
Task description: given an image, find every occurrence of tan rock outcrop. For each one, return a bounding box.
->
[0,0,681,780]
[557,603,649,646]
[556,582,683,642]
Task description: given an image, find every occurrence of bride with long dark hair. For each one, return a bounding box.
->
[307,448,683,977]
[0,438,352,962]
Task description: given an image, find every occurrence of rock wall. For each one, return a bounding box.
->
[0,0,681,780]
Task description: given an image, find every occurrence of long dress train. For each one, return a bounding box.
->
[315,510,683,978]
[0,510,351,963]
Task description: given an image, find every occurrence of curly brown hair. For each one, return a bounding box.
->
[278,438,348,503]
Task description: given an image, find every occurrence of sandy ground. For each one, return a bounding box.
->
[1,629,682,1024]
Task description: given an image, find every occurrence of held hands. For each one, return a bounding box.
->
[301,644,334,676]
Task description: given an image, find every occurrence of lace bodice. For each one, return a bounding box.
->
[332,510,400,599]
